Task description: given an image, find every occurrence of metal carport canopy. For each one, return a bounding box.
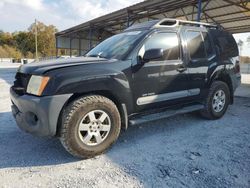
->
[55,0,250,54]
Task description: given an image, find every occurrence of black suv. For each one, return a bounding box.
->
[10,19,241,158]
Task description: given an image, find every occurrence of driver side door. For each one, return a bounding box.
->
[131,31,190,112]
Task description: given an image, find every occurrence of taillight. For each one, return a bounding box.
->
[234,60,240,73]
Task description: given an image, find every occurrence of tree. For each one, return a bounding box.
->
[13,32,35,57]
[28,21,58,57]
[0,31,15,46]
[0,21,58,58]
[0,44,22,59]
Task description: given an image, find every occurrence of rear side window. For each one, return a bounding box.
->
[186,31,206,59]
[209,30,239,58]
[202,32,214,57]
[139,32,180,61]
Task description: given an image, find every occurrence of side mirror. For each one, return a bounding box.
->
[143,48,163,62]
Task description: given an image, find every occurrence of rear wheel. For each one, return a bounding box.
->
[60,95,121,158]
[200,81,230,119]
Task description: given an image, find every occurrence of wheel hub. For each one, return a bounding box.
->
[78,110,111,146]
[212,90,226,113]
[89,121,101,132]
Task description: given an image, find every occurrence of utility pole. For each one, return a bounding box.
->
[35,19,38,61]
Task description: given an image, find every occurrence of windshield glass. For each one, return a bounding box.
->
[86,31,145,60]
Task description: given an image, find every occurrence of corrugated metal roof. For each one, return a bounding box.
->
[56,0,250,37]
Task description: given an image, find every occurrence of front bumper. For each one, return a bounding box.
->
[10,87,72,137]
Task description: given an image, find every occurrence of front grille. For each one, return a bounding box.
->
[13,73,31,95]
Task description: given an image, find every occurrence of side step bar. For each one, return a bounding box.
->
[129,104,204,125]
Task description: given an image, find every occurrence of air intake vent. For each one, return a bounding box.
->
[159,20,177,26]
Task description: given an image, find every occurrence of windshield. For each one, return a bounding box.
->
[86,31,146,60]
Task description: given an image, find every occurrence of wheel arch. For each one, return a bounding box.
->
[210,71,234,104]
[56,90,128,136]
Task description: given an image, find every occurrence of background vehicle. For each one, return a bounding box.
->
[10,19,241,158]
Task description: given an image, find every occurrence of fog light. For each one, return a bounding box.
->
[25,112,39,126]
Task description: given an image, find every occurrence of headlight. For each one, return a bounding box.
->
[26,75,50,96]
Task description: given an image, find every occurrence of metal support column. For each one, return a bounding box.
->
[88,28,92,50]
[69,38,72,57]
[127,11,130,28]
[197,0,202,22]
[79,38,81,56]
[56,37,58,57]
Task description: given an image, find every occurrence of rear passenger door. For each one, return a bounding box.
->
[183,29,216,99]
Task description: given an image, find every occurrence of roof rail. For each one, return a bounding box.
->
[154,18,218,28]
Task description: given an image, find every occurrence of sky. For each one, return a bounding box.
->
[0,0,249,56]
[233,33,250,56]
[0,0,142,32]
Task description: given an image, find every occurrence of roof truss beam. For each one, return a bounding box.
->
[223,0,250,11]
[56,0,250,37]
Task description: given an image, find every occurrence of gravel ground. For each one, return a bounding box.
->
[0,62,250,188]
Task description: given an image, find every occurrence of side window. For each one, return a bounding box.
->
[139,32,180,61]
[186,31,206,59]
[202,32,214,57]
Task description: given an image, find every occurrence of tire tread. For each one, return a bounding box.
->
[200,81,230,120]
[60,95,120,158]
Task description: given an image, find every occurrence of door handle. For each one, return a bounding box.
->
[176,66,187,73]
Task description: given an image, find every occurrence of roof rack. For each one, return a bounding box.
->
[153,18,218,29]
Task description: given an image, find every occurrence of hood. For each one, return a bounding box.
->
[18,57,111,75]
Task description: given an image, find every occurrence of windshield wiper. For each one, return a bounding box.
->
[86,54,108,59]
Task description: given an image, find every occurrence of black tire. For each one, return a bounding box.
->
[200,81,230,120]
[60,95,121,158]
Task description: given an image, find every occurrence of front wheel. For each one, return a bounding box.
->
[60,95,121,158]
[200,81,230,120]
